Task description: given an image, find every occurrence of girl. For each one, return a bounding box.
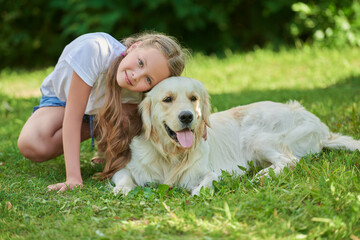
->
[17,32,187,192]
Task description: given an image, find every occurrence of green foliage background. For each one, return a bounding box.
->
[1,0,360,69]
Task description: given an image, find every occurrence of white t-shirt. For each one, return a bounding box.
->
[40,32,143,115]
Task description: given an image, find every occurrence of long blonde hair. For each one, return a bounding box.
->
[96,32,188,179]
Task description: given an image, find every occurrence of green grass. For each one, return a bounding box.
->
[1,47,360,239]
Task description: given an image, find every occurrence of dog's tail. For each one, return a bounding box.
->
[323,132,360,152]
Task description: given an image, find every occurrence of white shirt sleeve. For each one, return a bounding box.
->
[64,37,108,87]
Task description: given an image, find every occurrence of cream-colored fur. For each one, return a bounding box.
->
[112,77,360,196]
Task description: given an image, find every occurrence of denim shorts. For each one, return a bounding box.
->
[33,96,66,113]
[33,96,95,147]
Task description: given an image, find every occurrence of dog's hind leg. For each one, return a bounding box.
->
[112,168,137,196]
[254,145,299,178]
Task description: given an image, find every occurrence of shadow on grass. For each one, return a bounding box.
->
[209,74,360,111]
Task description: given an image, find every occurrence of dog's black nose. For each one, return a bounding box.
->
[179,111,193,124]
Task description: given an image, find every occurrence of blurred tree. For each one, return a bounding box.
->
[0,0,65,68]
[291,0,360,47]
[1,0,359,69]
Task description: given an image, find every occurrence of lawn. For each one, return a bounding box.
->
[1,47,360,239]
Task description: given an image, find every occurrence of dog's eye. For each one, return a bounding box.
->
[190,96,197,102]
[163,96,172,103]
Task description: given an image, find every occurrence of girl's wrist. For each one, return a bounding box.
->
[66,175,83,184]
[65,164,82,181]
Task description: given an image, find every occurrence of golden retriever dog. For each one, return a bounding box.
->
[112,77,360,196]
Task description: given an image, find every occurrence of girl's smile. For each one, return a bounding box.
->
[116,46,170,92]
[124,71,133,86]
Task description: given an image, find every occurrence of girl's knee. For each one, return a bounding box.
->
[17,136,50,162]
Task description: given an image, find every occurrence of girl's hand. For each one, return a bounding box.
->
[47,179,83,192]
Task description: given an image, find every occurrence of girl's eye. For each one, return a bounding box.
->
[190,96,197,102]
[146,77,152,85]
[163,96,172,103]
[138,59,144,67]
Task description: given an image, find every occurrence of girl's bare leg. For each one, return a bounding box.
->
[17,107,91,162]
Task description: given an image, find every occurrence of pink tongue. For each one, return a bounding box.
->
[176,130,193,148]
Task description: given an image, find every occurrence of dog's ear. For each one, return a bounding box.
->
[201,87,211,127]
[139,96,152,140]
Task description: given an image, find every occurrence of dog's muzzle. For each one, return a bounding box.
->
[178,111,193,125]
[164,111,195,148]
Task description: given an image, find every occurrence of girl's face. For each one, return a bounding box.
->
[116,45,170,92]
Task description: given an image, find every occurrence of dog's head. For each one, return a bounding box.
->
[139,77,210,152]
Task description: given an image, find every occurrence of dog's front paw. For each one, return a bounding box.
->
[113,185,134,196]
[191,187,201,196]
[191,172,217,196]
[191,185,214,196]
[254,168,270,179]
[111,169,137,196]
[253,167,281,184]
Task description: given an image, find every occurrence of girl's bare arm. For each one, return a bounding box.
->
[47,71,91,192]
